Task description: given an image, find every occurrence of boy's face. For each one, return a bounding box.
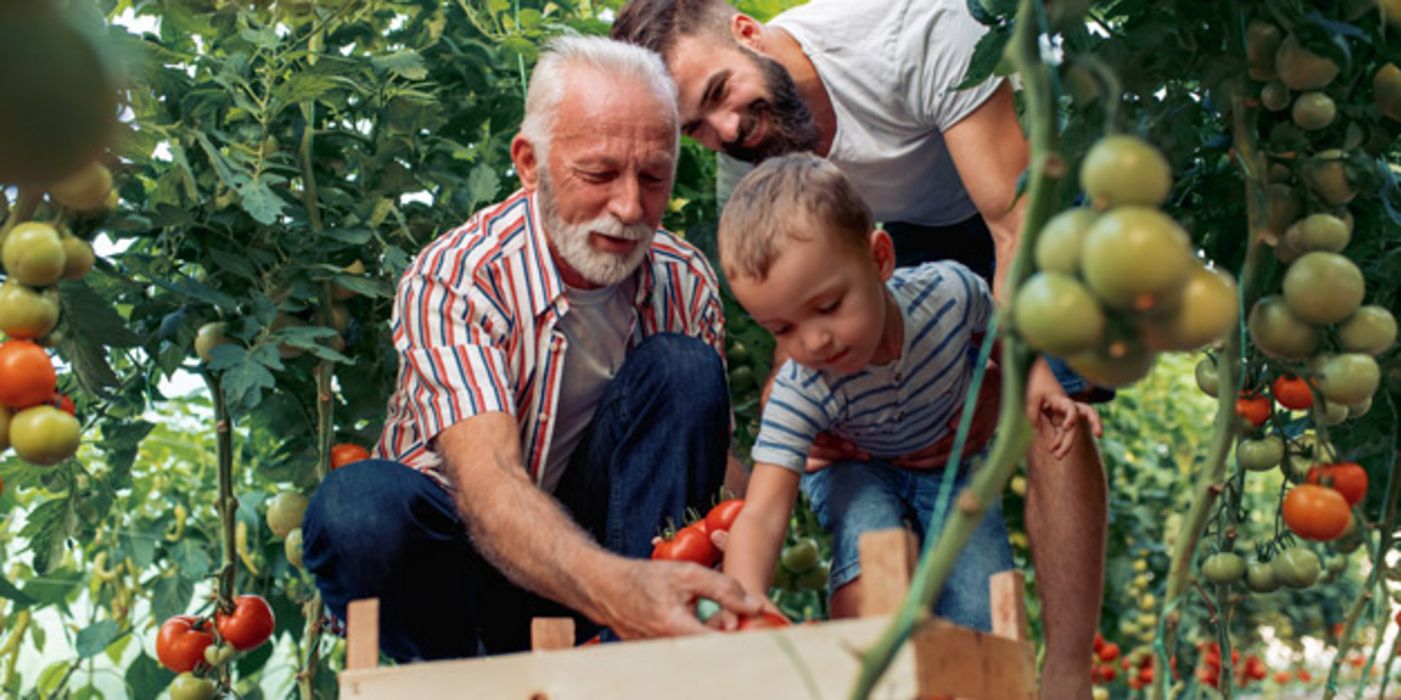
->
[729,228,896,375]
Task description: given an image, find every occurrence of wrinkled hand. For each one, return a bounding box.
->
[804,432,870,473]
[597,559,764,639]
[1036,393,1103,459]
[891,360,1002,469]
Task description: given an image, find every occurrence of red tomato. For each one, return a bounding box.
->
[49,392,75,416]
[1297,668,1312,682]
[736,610,791,631]
[1098,641,1121,662]
[704,499,745,534]
[1306,462,1368,506]
[1235,392,1273,429]
[0,340,56,409]
[156,615,214,673]
[1099,665,1117,682]
[1283,484,1352,540]
[215,594,275,651]
[1093,631,1105,654]
[1274,670,1292,684]
[1272,374,1314,410]
[1245,655,1267,681]
[330,443,371,470]
[651,524,718,566]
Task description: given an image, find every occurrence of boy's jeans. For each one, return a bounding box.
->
[301,334,730,660]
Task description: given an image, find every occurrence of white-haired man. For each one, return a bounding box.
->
[302,36,762,660]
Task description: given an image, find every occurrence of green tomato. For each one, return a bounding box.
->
[1338,306,1397,356]
[1013,272,1106,356]
[1291,91,1336,130]
[1195,356,1220,397]
[169,672,216,700]
[266,491,309,539]
[194,322,233,363]
[1033,208,1098,275]
[1273,548,1321,588]
[285,527,304,569]
[1248,295,1320,360]
[1140,265,1238,352]
[1283,252,1365,325]
[780,537,820,574]
[1080,207,1193,312]
[0,280,60,340]
[59,234,95,280]
[1237,435,1285,472]
[1284,213,1350,253]
[8,405,79,466]
[1245,562,1279,593]
[1201,552,1246,585]
[1080,135,1173,209]
[1315,353,1380,406]
[1,222,66,287]
[1066,341,1156,389]
[797,561,830,591]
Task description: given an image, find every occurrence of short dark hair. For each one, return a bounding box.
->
[610,0,738,59]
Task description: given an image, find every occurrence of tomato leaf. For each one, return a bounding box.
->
[75,620,119,658]
[19,498,78,576]
[58,280,141,348]
[152,574,194,625]
[36,661,70,697]
[236,639,274,676]
[170,539,213,579]
[0,575,36,609]
[955,23,1013,91]
[241,178,288,226]
[373,50,430,81]
[124,653,174,699]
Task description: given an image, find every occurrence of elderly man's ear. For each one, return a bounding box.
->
[512,134,541,190]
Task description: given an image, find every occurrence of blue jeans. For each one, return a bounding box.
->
[302,334,731,660]
[800,454,1014,632]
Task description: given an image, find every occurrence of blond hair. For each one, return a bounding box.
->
[718,154,873,280]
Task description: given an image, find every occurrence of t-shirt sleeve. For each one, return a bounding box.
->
[750,363,837,473]
[910,3,1005,132]
[392,264,516,446]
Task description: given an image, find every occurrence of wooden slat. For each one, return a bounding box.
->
[856,528,917,617]
[912,620,1037,700]
[346,599,380,671]
[988,571,1030,642]
[531,618,576,651]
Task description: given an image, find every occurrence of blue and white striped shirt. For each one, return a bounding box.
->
[752,262,992,472]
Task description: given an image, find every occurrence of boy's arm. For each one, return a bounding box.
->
[722,462,802,601]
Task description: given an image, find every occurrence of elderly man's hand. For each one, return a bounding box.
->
[595,559,765,639]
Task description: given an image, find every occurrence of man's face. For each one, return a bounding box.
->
[535,71,677,287]
[728,229,892,376]
[667,35,819,163]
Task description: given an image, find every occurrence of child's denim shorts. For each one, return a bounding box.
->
[799,453,1015,632]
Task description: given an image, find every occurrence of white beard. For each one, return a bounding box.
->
[539,173,655,287]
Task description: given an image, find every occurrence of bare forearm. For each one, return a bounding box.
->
[723,502,789,596]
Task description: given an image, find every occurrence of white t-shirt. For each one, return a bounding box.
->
[544,279,636,492]
[718,0,1002,227]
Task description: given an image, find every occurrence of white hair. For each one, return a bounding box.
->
[519,35,679,162]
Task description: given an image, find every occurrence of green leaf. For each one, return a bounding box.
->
[151,275,241,312]
[19,498,77,575]
[955,23,1012,90]
[272,73,343,110]
[74,685,104,700]
[37,661,70,696]
[211,344,279,413]
[152,574,194,623]
[106,633,134,667]
[0,576,36,608]
[171,539,213,579]
[76,620,120,658]
[21,569,81,609]
[466,163,501,212]
[237,640,274,676]
[124,653,174,699]
[57,325,121,397]
[373,50,429,81]
[58,280,142,348]
[241,179,287,225]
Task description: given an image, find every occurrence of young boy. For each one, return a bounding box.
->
[717,154,1082,629]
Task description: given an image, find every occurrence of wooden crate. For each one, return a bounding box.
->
[339,529,1036,699]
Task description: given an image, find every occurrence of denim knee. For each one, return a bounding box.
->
[624,333,728,416]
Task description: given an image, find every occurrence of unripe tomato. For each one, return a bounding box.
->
[1314,353,1380,406]
[1201,552,1246,584]
[797,561,830,591]
[1245,562,1279,593]
[1313,399,1349,427]
[1237,435,1284,472]
[1306,462,1368,506]
[1375,63,1401,121]
[1283,252,1364,325]
[1140,265,1238,351]
[215,594,275,651]
[1235,392,1272,430]
[266,491,309,539]
[1195,356,1219,397]
[1273,548,1322,588]
[1337,306,1396,356]
[194,322,233,363]
[1301,151,1354,206]
[1291,91,1335,130]
[780,537,821,573]
[1080,207,1193,312]
[203,643,235,668]
[1247,20,1282,80]
[1066,341,1156,389]
[1275,35,1339,90]
[0,280,60,340]
[1261,80,1291,111]
[0,342,57,402]
[1,222,67,287]
[1013,272,1106,356]
[1248,296,1319,360]
[1271,374,1313,411]
[1080,135,1173,209]
[285,528,304,569]
[1284,213,1349,254]
[48,162,112,211]
[1347,396,1372,419]
[8,405,80,466]
[168,672,216,700]
[330,443,371,470]
[156,615,214,673]
[59,235,95,280]
[1283,485,1351,541]
[1034,208,1097,275]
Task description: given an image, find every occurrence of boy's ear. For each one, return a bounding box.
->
[731,13,765,50]
[870,228,896,281]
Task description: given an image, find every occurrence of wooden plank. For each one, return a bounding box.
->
[531,618,576,651]
[988,570,1030,642]
[341,616,923,699]
[912,620,1038,700]
[346,599,380,671]
[857,528,917,617]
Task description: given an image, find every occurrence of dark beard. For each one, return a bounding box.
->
[722,49,821,163]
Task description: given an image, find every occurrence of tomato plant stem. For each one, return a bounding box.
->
[205,372,237,690]
[848,0,1055,695]
[0,188,40,237]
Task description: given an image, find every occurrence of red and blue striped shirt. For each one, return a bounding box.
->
[377,188,727,488]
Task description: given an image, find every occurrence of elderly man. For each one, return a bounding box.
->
[613,1,1108,696]
[301,36,762,660]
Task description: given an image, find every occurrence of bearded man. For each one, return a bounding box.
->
[300,35,762,660]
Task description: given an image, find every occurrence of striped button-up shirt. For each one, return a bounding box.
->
[377,188,727,488]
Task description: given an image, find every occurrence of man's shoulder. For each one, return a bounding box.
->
[407,190,536,283]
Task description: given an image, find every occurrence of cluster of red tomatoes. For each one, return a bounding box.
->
[0,339,79,469]
[1196,641,1268,689]
[157,594,276,698]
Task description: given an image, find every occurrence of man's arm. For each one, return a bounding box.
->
[942,81,1031,304]
[437,411,762,639]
